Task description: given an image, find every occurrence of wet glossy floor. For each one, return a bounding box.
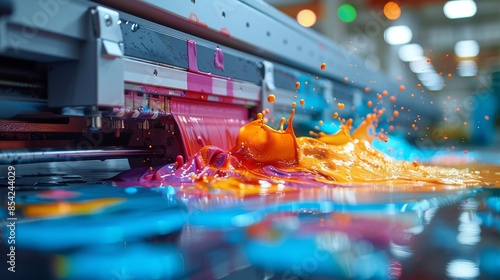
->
[0,158,499,280]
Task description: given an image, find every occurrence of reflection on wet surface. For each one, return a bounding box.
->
[0,160,499,279]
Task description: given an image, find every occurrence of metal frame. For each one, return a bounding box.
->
[0,0,408,164]
[96,0,399,94]
[0,0,402,109]
[123,57,261,104]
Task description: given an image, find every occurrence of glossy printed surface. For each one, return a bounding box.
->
[1,161,499,280]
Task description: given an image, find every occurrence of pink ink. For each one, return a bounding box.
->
[187,40,212,93]
[38,189,79,200]
[188,13,207,28]
[174,155,184,168]
[187,73,212,93]
[170,98,247,157]
[226,78,234,97]
[139,86,173,95]
[187,40,234,96]
[187,40,199,72]
[220,27,230,37]
[214,47,224,71]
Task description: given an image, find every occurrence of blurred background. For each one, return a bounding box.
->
[265,0,499,150]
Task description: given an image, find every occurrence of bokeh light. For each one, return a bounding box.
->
[296,9,317,27]
[454,40,480,58]
[337,4,357,23]
[457,60,478,77]
[384,25,412,45]
[443,0,477,19]
[446,259,480,279]
[398,43,424,62]
[384,1,402,20]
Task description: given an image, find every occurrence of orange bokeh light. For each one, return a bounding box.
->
[384,1,401,20]
[297,9,317,28]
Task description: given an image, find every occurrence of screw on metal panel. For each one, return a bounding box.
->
[87,106,102,130]
[103,14,112,26]
[90,115,102,130]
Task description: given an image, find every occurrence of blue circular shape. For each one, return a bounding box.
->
[124,187,138,195]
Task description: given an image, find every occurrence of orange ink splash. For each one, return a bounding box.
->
[114,61,485,198]
[116,106,483,198]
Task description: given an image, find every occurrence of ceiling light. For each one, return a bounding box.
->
[418,72,437,83]
[425,75,444,91]
[443,0,477,19]
[457,60,477,77]
[384,1,401,21]
[446,259,480,279]
[417,71,443,91]
[297,9,317,28]
[427,83,444,91]
[398,44,423,62]
[454,40,480,57]
[409,57,433,73]
[384,25,412,45]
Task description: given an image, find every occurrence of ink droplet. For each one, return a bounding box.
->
[267,94,276,103]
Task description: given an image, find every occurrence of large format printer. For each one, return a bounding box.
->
[0,0,402,166]
[3,2,500,280]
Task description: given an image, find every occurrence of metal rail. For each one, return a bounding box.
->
[0,147,164,165]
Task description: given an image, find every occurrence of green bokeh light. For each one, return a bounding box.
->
[337,4,357,23]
